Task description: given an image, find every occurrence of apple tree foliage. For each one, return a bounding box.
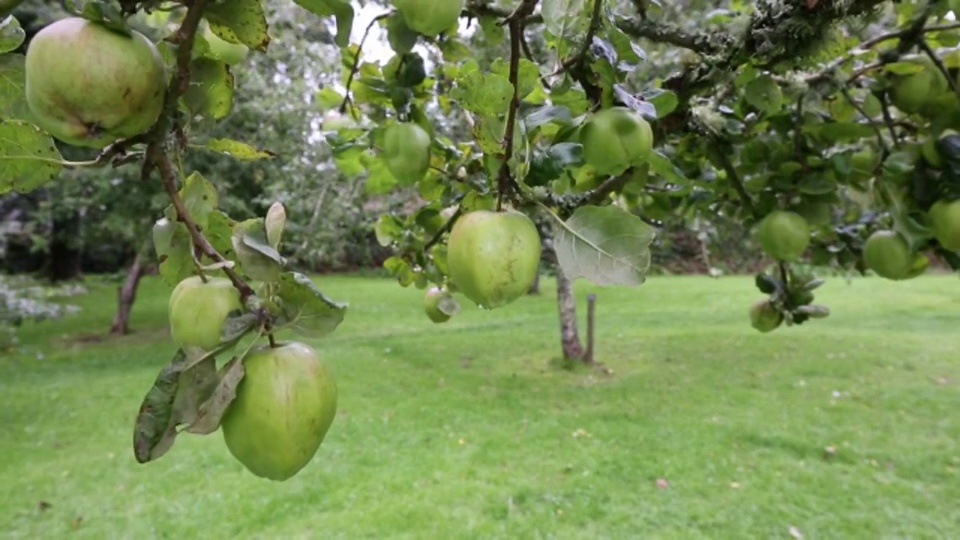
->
[0,0,958,478]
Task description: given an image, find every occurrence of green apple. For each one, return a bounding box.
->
[423,287,451,323]
[393,0,464,37]
[25,17,167,149]
[757,210,810,262]
[849,146,879,180]
[447,210,541,309]
[749,299,782,333]
[862,230,916,280]
[888,57,948,114]
[790,200,832,227]
[221,341,338,481]
[168,276,243,350]
[922,138,943,168]
[580,106,654,176]
[928,199,960,252]
[382,122,431,184]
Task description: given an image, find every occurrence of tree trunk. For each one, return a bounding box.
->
[110,252,147,335]
[527,269,541,295]
[555,264,584,361]
[45,212,83,282]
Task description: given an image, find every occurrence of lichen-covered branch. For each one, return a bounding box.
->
[616,19,733,56]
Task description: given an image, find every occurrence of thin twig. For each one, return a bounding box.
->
[838,85,889,154]
[496,0,539,211]
[555,0,604,75]
[713,136,758,219]
[339,12,392,114]
[919,40,960,98]
[879,93,903,147]
[423,207,462,251]
[520,35,552,91]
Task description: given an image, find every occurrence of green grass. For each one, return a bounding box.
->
[2,273,959,539]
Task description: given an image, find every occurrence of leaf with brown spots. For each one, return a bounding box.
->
[204,0,271,52]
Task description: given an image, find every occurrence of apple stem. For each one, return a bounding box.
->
[267,332,277,348]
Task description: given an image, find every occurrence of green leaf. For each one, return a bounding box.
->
[0,120,63,194]
[606,23,646,66]
[647,150,688,183]
[273,272,348,338]
[804,122,875,142]
[316,87,344,111]
[451,62,513,117]
[743,74,783,114]
[293,0,355,48]
[542,0,590,46]
[179,172,218,232]
[205,0,271,51]
[551,205,657,286]
[386,13,418,54]
[0,16,25,53]
[0,54,31,121]
[182,58,235,120]
[796,176,838,195]
[132,350,189,463]
[232,218,284,282]
[490,58,540,100]
[525,142,583,186]
[375,214,403,246]
[202,138,277,160]
[644,89,678,118]
[153,218,194,286]
[364,151,399,194]
[131,348,224,463]
[524,105,574,131]
[183,355,246,435]
[265,201,286,250]
[205,210,239,264]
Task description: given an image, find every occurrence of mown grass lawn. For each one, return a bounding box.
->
[2,272,959,539]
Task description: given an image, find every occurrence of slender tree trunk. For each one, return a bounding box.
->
[45,212,83,282]
[527,269,541,295]
[555,264,584,361]
[110,252,147,335]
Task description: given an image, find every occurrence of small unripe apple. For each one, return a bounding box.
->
[862,230,916,280]
[168,276,243,350]
[381,122,431,185]
[580,107,654,176]
[749,299,782,333]
[757,210,810,262]
[928,199,960,252]
[423,287,451,323]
